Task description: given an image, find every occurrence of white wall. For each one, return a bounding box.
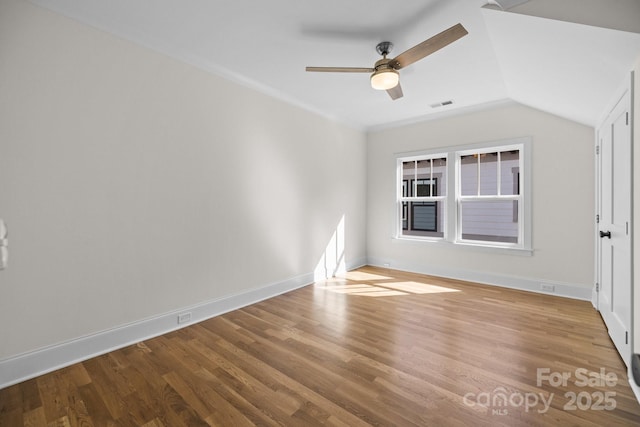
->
[633,57,640,355]
[0,0,366,361]
[367,104,594,291]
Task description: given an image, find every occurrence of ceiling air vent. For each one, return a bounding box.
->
[430,100,453,108]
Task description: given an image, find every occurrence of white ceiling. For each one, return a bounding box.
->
[28,0,640,130]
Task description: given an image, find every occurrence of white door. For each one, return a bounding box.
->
[597,80,632,366]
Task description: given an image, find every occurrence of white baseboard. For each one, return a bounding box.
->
[0,256,369,390]
[591,285,599,309]
[0,272,315,389]
[2,255,586,389]
[346,257,368,272]
[367,257,592,301]
[630,376,640,405]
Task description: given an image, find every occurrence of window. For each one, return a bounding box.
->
[458,148,521,245]
[399,156,447,238]
[396,138,530,252]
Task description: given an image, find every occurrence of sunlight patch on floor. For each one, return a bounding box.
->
[319,281,460,297]
[339,271,392,281]
[382,281,461,294]
[322,283,408,297]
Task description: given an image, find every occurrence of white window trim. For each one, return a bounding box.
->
[394,137,532,255]
[396,153,448,240]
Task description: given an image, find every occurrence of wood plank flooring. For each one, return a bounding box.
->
[1,266,639,426]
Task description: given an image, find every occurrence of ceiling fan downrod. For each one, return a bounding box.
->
[376,41,393,57]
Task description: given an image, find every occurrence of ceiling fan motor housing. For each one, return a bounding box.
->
[371,57,399,90]
[374,57,394,71]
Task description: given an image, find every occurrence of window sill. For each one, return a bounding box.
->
[392,236,533,256]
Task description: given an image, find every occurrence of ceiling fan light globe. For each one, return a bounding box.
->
[370,70,399,90]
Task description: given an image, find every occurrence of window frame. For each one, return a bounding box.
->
[395,137,532,255]
[396,154,448,240]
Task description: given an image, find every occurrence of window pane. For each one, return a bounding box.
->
[401,201,444,238]
[415,179,434,196]
[402,161,415,185]
[460,155,477,196]
[401,201,408,230]
[414,160,429,197]
[500,150,520,195]
[460,200,518,244]
[416,159,430,172]
[402,157,447,198]
[401,179,409,198]
[432,157,447,196]
[479,152,498,195]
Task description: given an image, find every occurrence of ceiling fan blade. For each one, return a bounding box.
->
[387,82,403,100]
[306,66,374,73]
[389,23,468,70]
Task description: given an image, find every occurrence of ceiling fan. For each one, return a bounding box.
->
[306,23,468,100]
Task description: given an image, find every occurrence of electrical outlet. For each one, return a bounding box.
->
[0,219,7,270]
[540,283,555,293]
[383,263,390,268]
[177,312,192,324]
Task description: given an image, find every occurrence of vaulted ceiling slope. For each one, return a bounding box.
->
[28,0,640,130]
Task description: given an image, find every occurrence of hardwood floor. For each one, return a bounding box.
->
[1,266,639,426]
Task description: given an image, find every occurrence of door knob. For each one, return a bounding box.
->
[600,230,611,239]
